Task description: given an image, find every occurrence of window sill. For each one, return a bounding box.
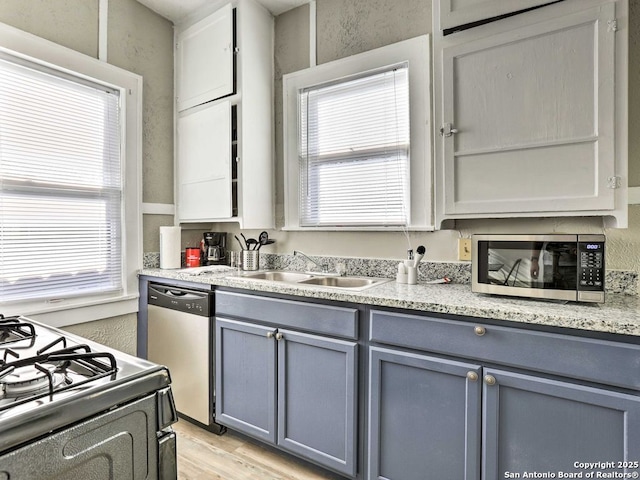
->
[1,294,140,328]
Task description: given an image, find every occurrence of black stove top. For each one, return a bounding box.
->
[0,314,172,453]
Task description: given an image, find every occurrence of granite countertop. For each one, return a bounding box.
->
[140,267,640,337]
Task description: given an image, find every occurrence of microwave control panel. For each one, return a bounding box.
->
[577,241,605,291]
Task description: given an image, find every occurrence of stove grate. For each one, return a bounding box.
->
[0,345,118,410]
[0,315,36,347]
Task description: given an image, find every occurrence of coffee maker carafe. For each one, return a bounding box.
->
[202,232,227,265]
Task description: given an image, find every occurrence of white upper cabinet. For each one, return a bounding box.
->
[433,0,628,228]
[177,100,232,221]
[437,0,557,31]
[174,0,274,229]
[176,4,234,112]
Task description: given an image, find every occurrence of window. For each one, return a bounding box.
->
[0,23,141,325]
[284,35,432,231]
[299,65,410,227]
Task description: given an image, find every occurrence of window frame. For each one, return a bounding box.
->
[0,22,142,327]
[283,35,432,231]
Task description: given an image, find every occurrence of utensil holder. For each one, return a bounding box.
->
[241,250,259,271]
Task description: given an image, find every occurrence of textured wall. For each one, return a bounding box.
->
[606,205,640,271]
[0,0,98,57]
[316,0,431,64]
[107,0,175,206]
[63,314,137,355]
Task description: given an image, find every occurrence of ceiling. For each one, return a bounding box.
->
[136,0,309,23]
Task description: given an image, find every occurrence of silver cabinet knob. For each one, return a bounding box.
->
[466,371,479,382]
[275,332,284,341]
[266,331,274,339]
[484,375,496,386]
[474,326,486,336]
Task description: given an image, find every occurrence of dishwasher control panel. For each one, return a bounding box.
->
[148,283,212,317]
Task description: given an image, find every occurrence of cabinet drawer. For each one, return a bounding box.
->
[216,291,358,339]
[370,310,640,391]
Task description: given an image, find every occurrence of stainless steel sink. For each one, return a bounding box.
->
[238,271,313,282]
[298,276,390,289]
[232,270,391,291]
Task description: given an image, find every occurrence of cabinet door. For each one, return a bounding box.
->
[438,3,616,217]
[215,318,277,443]
[176,4,233,111]
[277,329,358,477]
[482,368,640,479]
[438,0,556,31]
[177,100,232,222]
[368,347,482,480]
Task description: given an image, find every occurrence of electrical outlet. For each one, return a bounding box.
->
[458,238,472,261]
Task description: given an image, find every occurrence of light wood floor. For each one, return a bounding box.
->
[173,419,346,480]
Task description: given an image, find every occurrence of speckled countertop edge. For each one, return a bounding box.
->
[139,267,640,337]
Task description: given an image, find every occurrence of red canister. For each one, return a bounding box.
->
[185,247,201,267]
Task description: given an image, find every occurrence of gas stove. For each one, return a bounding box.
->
[0,314,178,479]
[0,315,119,411]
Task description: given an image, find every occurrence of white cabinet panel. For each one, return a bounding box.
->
[176,4,233,111]
[177,101,232,221]
[438,0,556,31]
[437,2,619,218]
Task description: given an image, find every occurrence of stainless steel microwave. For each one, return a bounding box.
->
[472,234,605,303]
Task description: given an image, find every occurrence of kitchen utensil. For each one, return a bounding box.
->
[257,231,269,250]
[246,238,258,250]
[258,239,275,250]
[241,233,249,249]
[414,245,426,267]
[234,235,246,250]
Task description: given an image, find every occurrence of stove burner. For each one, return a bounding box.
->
[0,344,118,410]
[1,364,66,399]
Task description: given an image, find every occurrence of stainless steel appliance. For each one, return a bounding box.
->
[0,314,178,479]
[203,232,227,266]
[472,234,605,303]
[147,282,225,435]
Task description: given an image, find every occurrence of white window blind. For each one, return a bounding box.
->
[0,56,123,304]
[299,63,410,227]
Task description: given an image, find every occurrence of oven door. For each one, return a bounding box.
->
[472,234,580,301]
[0,394,172,480]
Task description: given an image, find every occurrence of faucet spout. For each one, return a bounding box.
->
[293,250,330,274]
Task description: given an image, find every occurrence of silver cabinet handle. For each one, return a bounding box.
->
[275,332,284,341]
[266,331,274,339]
[440,123,458,137]
[484,375,496,386]
[474,326,486,336]
[467,371,479,382]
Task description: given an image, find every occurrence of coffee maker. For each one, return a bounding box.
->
[202,232,227,265]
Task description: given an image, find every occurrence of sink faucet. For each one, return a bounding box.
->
[293,250,331,274]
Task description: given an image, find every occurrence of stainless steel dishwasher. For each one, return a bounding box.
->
[147,282,226,434]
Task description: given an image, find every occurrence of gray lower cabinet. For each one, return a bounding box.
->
[369,348,640,480]
[216,316,358,477]
[215,318,277,443]
[483,368,640,479]
[368,309,640,480]
[368,347,482,480]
